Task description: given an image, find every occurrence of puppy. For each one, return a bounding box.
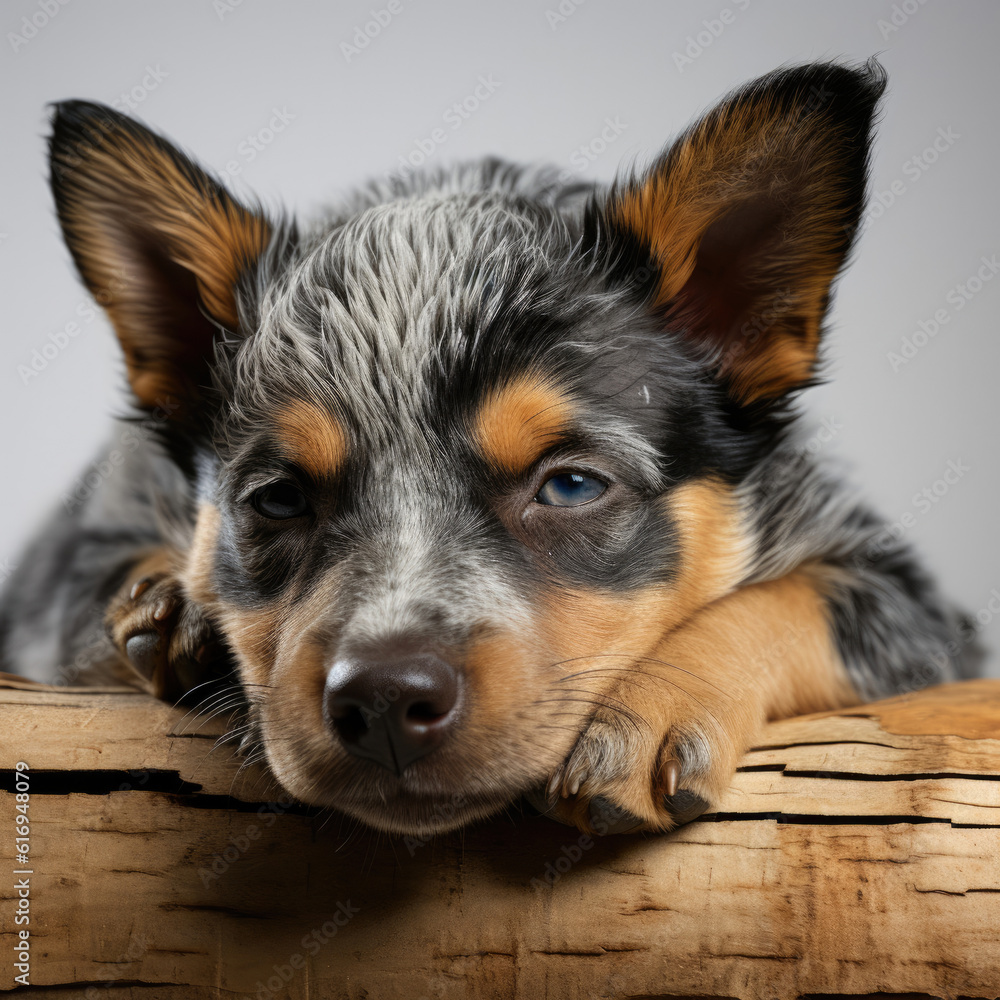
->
[0,60,976,836]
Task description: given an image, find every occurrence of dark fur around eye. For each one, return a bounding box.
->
[251,481,309,520]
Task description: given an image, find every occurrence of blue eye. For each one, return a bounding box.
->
[535,473,607,507]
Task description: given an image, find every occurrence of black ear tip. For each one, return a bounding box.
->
[822,56,888,102]
[49,99,116,127]
[861,55,889,90]
[48,100,132,153]
[803,57,888,107]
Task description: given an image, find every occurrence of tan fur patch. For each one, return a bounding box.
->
[539,564,858,832]
[183,503,221,608]
[652,568,858,724]
[276,401,348,480]
[538,477,752,694]
[609,91,854,405]
[664,477,752,618]
[54,115,271,407]
[66,131,270,328]
[183,503,290,691]
[473,374,574,475]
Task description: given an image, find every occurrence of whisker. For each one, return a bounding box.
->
[553,654,727,696]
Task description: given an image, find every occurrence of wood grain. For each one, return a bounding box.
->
[1,676,998,999]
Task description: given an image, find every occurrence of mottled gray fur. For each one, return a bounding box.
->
[0,157,976,710]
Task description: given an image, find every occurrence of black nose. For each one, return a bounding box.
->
[323,652,462,775]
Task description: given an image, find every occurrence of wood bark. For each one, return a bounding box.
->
[1,674,998,999]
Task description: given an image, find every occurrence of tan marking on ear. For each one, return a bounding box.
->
[52,107,272,408]
[612,165,711,307]
[608,72,875,405]
[474,374,575,475]
[276,401,348,480]
[611,158,836,406]
[65,133,271,331]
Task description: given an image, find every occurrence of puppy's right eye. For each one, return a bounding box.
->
[252,481,309,520]
[535,472,607,507]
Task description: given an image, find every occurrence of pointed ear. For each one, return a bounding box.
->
[49,101,275,410]
[606,61,886,406]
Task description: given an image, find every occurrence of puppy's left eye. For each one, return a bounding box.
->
[252,481,309,519]
[535,472,607,507]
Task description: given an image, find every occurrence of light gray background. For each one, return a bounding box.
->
[1,1,997,676]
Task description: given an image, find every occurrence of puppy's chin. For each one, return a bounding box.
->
[258,742,534,835]
[334,789,517,836]
[290,777,518,836]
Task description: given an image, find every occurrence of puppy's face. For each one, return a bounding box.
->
[182,198,732,833]
[48,62,883,832]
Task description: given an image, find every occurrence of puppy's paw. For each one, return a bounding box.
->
[106,555,224,701]
[540,703,733,835]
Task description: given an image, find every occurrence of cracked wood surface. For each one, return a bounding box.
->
[1,676,998,999]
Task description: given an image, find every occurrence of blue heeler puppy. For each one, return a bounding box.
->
[0,61,978,835]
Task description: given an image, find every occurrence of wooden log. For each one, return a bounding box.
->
[1,675,998,999]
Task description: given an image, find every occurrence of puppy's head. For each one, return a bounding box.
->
[49,61,884,833]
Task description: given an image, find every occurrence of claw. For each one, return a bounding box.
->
[545,770,563,805]
[152,597,176,622]
[566,768,586,797]
[662,758,681,798]
[129,577,152,601]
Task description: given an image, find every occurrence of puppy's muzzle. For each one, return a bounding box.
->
[323,651,463,775]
